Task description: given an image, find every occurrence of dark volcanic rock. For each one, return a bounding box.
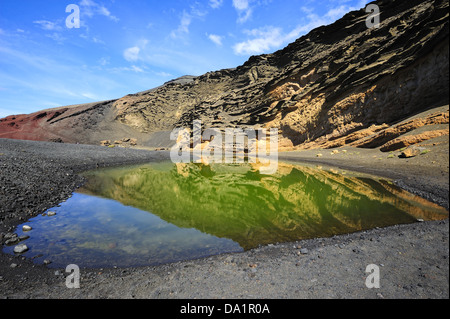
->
[0,0,448,152]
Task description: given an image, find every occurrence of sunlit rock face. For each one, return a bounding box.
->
[1,0,448,151]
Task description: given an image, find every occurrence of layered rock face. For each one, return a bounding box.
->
[0,0,448,151]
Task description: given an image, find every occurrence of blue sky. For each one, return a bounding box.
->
[0,0,369,117]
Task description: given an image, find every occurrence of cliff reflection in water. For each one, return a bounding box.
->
[80,162,448,250]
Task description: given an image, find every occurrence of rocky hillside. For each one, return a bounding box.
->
[0,0,448,151]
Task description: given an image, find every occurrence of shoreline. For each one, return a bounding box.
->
[0,138,448,299]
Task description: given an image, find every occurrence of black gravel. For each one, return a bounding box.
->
[0,138,448,299]
[0,138,169,235]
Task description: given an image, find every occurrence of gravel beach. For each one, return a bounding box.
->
[0,138,448,299]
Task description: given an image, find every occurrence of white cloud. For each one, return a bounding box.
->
[130,65,144,73]
[97,5,119,22]
[232,0,253,23]
[155,71,173,77]
[233,0,249,10]
[233,2,369,56]
[123,39,148,63]
[170,11,192,38]
[81,92,99,100]
[170,2,209,39]
[208,34,223,46]
[33,20,62,31]
[33,20,66,43]
[98,57,110,66]
[92,37,105,44]
[79,0,119,22]
[107,65,146,74]
[45,32,66,43]
[124,46,140,62]
[209,0,224,9]
[233,26,283,55]
[79,0,95,7]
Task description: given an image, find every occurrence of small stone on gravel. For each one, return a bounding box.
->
[14,244,29,253]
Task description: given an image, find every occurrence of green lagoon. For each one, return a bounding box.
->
[5,161,447,268]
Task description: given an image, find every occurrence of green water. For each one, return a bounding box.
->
[4,161,448,268]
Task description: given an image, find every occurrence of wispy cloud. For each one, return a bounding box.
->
[123,46,140,62]
[81,92,100,100]
[45,32,67,43]
[170,11,193,39]
[208,34,223,46]
[108,65,145,73]
[233,1,369,55]
[232,0,253,23]
[33,20,63,31]
[32,0,118,44]
[233,26,283,55]
[209,0,224,9]
[155,71,173,78]
[98,56,110,66]
[0,43,124,112]
[123,39,148,62]
[170,3,208,39]
[79,0,119,22]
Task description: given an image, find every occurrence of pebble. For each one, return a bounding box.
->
[300,248,309,255]
[47,211,57,216]
[43,260,52,265]
[10,263,18,268]
[22,225,32,232]
[14,244,29,254]
[5,238,20,245]
[225,256,235,263]
[19,235,30,241]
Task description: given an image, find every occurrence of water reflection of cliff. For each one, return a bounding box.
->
[80,162,448,250]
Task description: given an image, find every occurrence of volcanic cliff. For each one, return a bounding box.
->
[0,0,448,152]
